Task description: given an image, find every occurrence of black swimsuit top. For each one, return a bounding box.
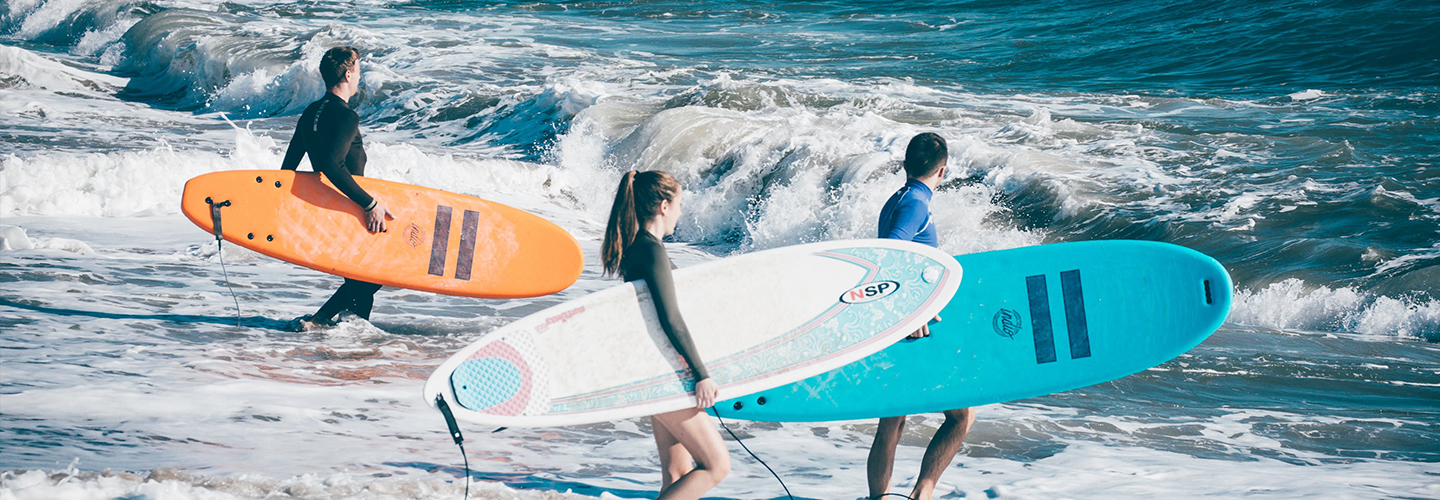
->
[280,92,375,210]
[620,231,710,381]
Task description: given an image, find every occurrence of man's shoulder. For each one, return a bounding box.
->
[881,184,914,212]
[894,191,932,213]
[303,96,332,114]
[326,102,360,124]
[310,102,359,132]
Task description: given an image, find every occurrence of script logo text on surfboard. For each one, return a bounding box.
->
[839,281,901,304]
[535,306,586,333]
[993,309,1022,338]
[404,223,424,249]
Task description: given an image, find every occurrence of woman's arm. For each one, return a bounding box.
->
[641,243,710,382]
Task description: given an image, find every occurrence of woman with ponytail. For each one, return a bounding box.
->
[602,170,730,500]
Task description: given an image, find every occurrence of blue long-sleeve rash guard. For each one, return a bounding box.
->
[877,178,937,247]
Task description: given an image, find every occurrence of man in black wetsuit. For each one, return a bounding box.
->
[280,46,393,331]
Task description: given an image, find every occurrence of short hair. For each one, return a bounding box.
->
[319,47,361,88]
[903,132,948,178]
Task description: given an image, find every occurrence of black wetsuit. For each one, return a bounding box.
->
[281,92,375,209]
[621,231,710,382]
[280,92,381,323]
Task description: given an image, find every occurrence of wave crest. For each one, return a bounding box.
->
[1230,278,1440,341]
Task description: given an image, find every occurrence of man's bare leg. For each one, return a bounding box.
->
[867,415,908,499]
[908,408,975,500]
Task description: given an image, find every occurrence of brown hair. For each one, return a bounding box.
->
[903,132,948,178]
[601,170,681,276]
[319,46,361,89]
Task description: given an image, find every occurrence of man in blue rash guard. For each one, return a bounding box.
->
[867,133,976,500]
[280,46,394,331]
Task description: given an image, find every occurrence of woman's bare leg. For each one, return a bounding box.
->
[652,415,694,489]
[651,407,731,500]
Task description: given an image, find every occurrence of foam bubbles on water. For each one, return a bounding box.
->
[31,236,96,255]
[0,45,126,92]
[0,140,261,217]
[0,224,34,250]
[1230,278,1440,341]
[202,39,330,118]
[0,467,591,500]
[555,88,1045,254]
[0,124,582,220]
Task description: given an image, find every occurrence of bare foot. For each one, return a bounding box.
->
[288,316,328,332]
[909,483,935,500]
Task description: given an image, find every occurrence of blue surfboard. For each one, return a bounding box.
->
[714,240,1231,422]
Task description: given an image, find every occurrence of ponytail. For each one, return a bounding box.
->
[602,171,638,276]
[602,170,682,277]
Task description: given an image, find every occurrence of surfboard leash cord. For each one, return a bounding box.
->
[712,409,915,500]
[430,396,795,500]
[712,407,794,500]
[206,198,242,327]
[435,395,471,500]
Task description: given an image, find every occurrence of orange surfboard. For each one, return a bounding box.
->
[181,170,582,298]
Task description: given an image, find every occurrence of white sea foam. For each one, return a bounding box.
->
[0,45,126,92]
[1229,278,1440,340]
[0,468,534,500]
[1287,89,1326,101]
[0,137,265,218]
[30,236,95,255]
[7,403,1438,500]
[10,0,89,39]
[201,37,332,118]
[0,224,33,250]
[3,211,1428,500]
[4,3,1439,500]
[0,125,582,221]
[555,90,1046,254]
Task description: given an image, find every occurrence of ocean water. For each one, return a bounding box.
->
[2,0,1438,499]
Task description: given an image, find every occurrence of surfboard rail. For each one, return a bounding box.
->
[716,240,1233,422]
[180,170,582,298]
[424,238,963,427]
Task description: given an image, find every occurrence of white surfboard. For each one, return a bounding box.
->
[424,239,961,427]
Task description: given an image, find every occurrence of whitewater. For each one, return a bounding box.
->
[3,0,1438,499]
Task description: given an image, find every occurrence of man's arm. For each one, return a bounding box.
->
[314,112,376,211]
[279,126,306,171]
